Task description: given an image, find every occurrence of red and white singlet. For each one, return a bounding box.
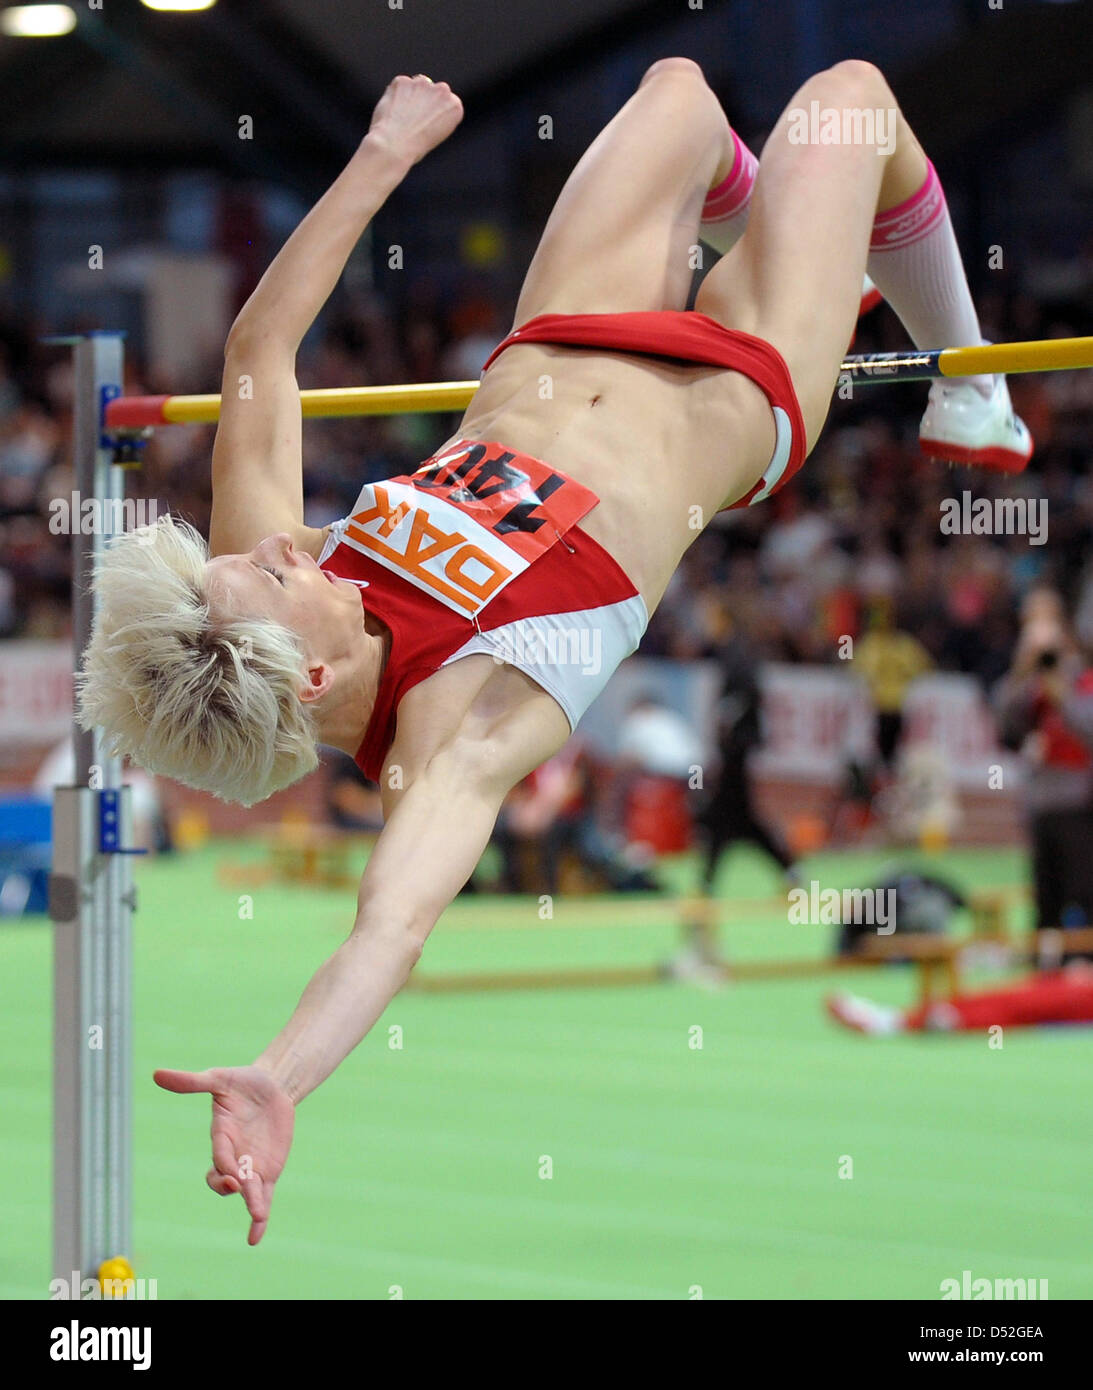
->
[317,438,648,780]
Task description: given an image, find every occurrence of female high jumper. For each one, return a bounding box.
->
[78,63,1032,1244]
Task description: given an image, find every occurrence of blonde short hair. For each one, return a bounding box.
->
[76,515,319,806]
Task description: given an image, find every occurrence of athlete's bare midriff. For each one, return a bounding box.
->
[445,341,778,612]
[376,341,782,786]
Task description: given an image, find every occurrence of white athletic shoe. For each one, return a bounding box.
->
[825,992,904,1036]
[919,372,1034,474]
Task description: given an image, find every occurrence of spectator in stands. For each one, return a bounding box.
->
[993,586,1093,940]
[492,742,658,894]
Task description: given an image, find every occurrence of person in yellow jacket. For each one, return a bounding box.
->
[855,598,933,769]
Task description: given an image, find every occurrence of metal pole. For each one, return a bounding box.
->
[51,332,134,1294]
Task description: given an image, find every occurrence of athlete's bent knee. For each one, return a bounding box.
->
[639,57,707,89]
[823,58,892,104]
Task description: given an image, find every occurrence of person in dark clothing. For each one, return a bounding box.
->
[834,868,965,957]
[697,618,798,892]
[324,750,384,832]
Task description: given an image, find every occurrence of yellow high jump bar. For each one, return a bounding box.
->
[103,336,1093,429]
[839,335,1093,386]
[105,380,481,428]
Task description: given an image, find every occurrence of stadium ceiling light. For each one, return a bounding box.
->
[140,0,217,11]
[0,4,77,36]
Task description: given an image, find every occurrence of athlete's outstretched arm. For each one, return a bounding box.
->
[154,693,568,1244]
[253,693,568,1104]
[209,74,463,555]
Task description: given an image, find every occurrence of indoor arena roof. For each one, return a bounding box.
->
[0,0,652,192]
[2,0,1092,196]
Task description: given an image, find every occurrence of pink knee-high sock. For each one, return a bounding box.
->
[866,160,992,395]
[700,129,759,255]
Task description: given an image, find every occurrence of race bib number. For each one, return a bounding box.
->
[340,440,598,618]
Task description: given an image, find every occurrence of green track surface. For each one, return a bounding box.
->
[3,840,1091,1300]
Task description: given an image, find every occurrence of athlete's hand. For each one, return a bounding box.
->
[153,1065,295,1246]
[365,74,463,167]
